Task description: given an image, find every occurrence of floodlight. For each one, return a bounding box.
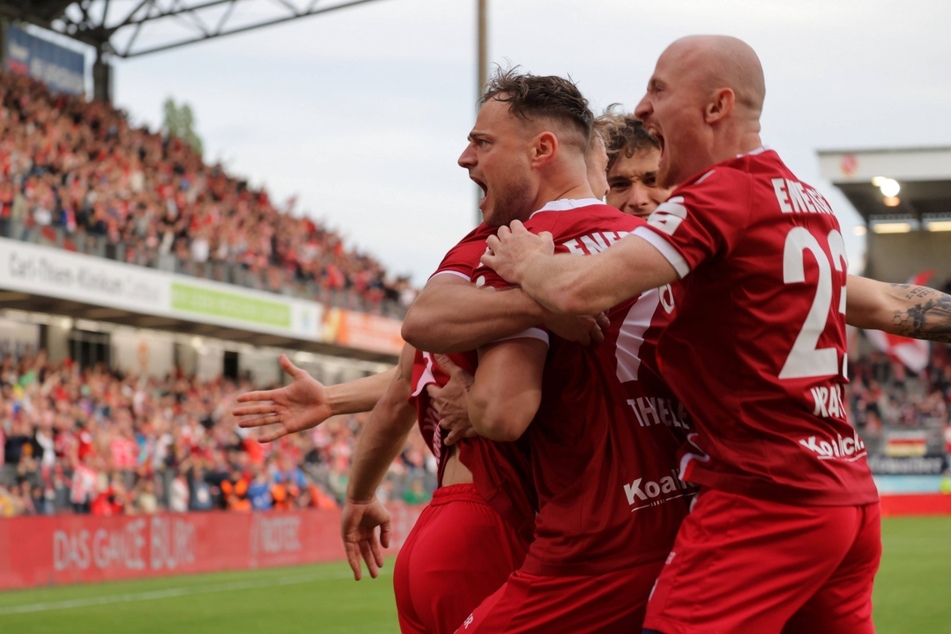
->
[878,178,901,197]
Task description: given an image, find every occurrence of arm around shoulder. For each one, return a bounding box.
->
[401,273,548,353]
[485,228,679,315]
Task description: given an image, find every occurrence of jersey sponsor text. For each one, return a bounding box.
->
[798,430,866,461]
[623,468,695,511]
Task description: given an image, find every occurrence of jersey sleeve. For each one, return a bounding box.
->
[471,256,549,345]
[633,168,753,278]
[429,224,494,281]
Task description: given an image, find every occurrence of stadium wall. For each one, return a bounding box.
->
[0,505,423,590]
[865,231,951,283]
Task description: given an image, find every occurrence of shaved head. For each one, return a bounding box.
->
[668,35,766,118]
[635,35,767,187]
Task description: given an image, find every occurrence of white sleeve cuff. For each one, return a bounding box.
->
[632,226,690,279]
[493,327,549,346]
[429,269,472,282]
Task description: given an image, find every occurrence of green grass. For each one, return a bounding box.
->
[0,559,398,633]
[0,517,948,633]
[874,516,951,632]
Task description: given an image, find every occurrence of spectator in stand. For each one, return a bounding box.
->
[0,484,18,517]
[305,481,339,510]
[185,458,216,511]
[247,464,273,511]
[221,465,252,512]
[69,454,97,513]
[135,479,159,514]
[12,481,37,516]
[168,472,190,513]
[90,474,128,516]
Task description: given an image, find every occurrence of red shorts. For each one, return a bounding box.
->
[456,558,665,633]
[644,488,882,634]
[394,483,528,634]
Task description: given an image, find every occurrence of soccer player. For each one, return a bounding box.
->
[341,342,537,634]
[342,111,619,634]
[234,114,614,634]
[418,69,690,632]
[600,110,672,217]
[481,35,882,632]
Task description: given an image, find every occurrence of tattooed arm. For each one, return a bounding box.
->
[846,275,951,343]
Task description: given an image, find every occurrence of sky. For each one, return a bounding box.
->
[76,0,951,286]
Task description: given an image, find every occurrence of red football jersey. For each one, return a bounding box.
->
[411,348,476,484]
[635,148,878,505]
[474,199,693,577]
[410,223,537,542]
[428,223,495,282]
[412,221,494,480]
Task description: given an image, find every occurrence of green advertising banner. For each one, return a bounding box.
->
[171,282,291,328]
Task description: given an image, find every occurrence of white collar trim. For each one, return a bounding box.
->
[739,145,770,158]
[530,197,604,218]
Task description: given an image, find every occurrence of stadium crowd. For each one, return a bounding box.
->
[0,70,416,316]
[847,332,951,455]
[8,324,946,520]
[0,348,435,518]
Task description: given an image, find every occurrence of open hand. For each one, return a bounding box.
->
[341,497,391,581]
[232,354,333,442]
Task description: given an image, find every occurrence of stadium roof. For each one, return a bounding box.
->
[818,147,951,233]
[3,0,385,58]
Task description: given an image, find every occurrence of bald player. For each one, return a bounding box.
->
[484,36,884,633]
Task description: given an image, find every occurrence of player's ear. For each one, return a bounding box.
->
[705,87,734,123]
[531,131,558,167]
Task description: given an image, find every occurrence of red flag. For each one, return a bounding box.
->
[864,270,935,373]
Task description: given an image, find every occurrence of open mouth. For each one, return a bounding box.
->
[649,128,666,168]
[472,177,488,208]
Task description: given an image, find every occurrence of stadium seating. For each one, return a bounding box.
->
[0,349,435,517]
[847,332,951,460]
[0,71,417,318]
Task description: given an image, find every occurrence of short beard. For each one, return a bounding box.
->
[487,180,535,227]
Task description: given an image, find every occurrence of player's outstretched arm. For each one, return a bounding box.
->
[343,345,418,581]
[467,337,546,442]
[233,354,396,443]
[846,274,951,343]
[402,272,606,354]
[483,221,678,315]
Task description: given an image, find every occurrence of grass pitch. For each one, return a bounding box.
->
[0,516,948,633]
[0,560,398,633]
